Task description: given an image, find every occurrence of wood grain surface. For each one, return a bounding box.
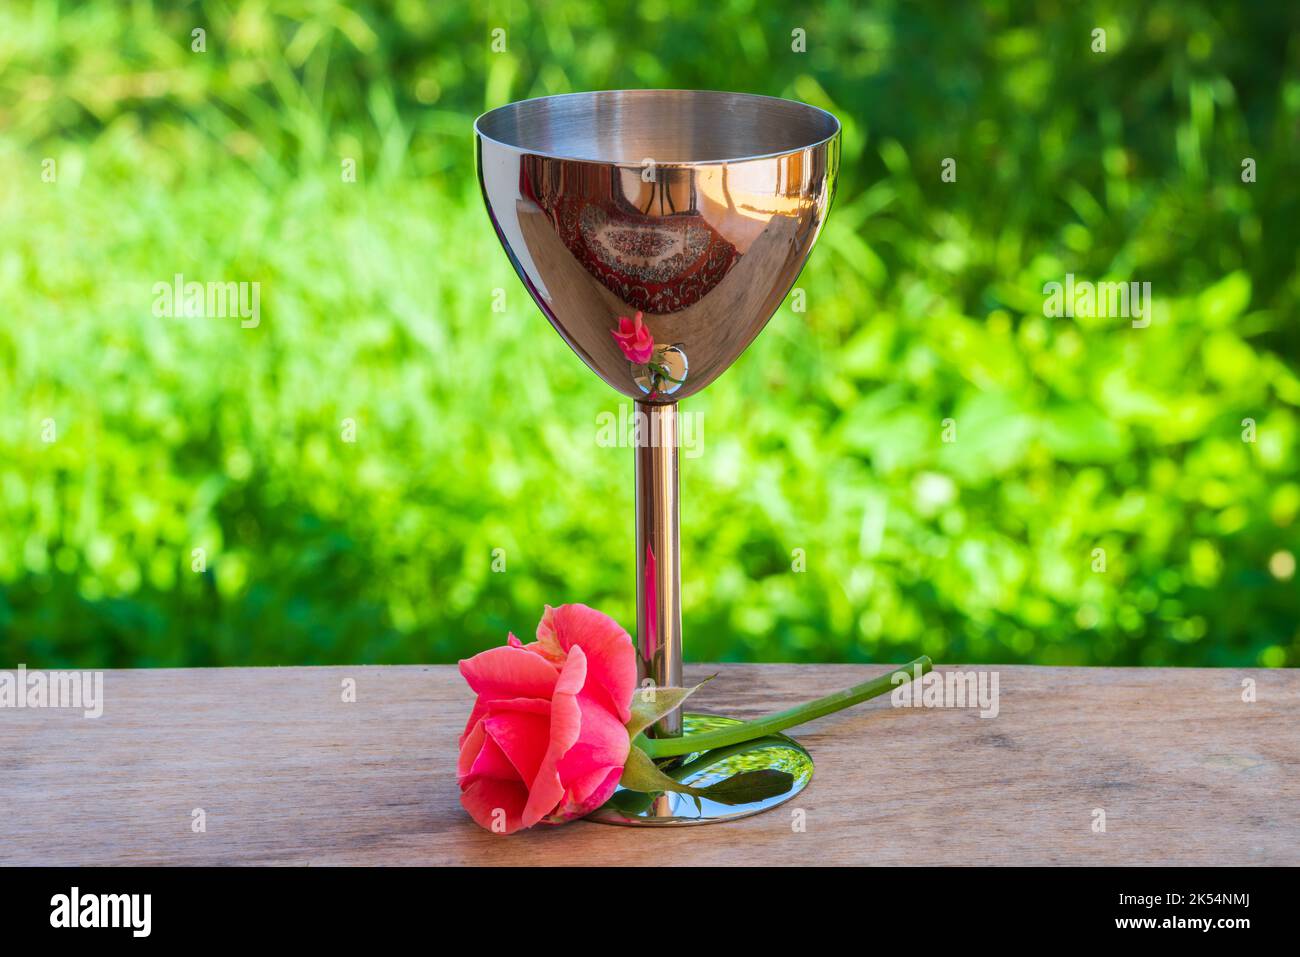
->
[1,664,1295,866]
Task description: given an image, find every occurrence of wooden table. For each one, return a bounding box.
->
[1,664,1295,866]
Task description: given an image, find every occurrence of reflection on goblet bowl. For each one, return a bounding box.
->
[477,90,839,401]
[545,194,740,315]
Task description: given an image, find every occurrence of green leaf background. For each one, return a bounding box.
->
[0,1,1297,668]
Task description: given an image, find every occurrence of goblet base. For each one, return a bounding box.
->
[586,713,814,826]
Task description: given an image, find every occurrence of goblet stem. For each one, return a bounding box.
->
[635,400,682,738]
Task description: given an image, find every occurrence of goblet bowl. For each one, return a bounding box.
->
[475,89,839,401]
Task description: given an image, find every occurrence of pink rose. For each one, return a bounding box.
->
[611,311,656,364]
[457,604,637,834]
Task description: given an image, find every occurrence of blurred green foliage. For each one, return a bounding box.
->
[1,1,1298,669]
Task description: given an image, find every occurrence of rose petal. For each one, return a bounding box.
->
[459,645,560,700]
[545,766,625,823]
[537,604,637,723]
[463,732,519,786]
[482,696,552,717]
[457,715,488,782]
[458,697,552,784]
[460,693,551,750]
[460,777,530,835]
[484,711,550,787]
[521,645,588,827]
[559,693,631,773]
[545,692,631,820]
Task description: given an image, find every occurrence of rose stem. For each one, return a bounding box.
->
[638,655,933,759]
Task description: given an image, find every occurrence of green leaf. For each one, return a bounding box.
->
[1197,271,1251,328]
[598,787,657,817]
[1038,403,1129,462]
[624,676,713,740]
[690,769,795,805]
[620,744,686,793]
[618,745,795,807]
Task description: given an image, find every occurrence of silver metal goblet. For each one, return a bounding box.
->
[475,90,840,824]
